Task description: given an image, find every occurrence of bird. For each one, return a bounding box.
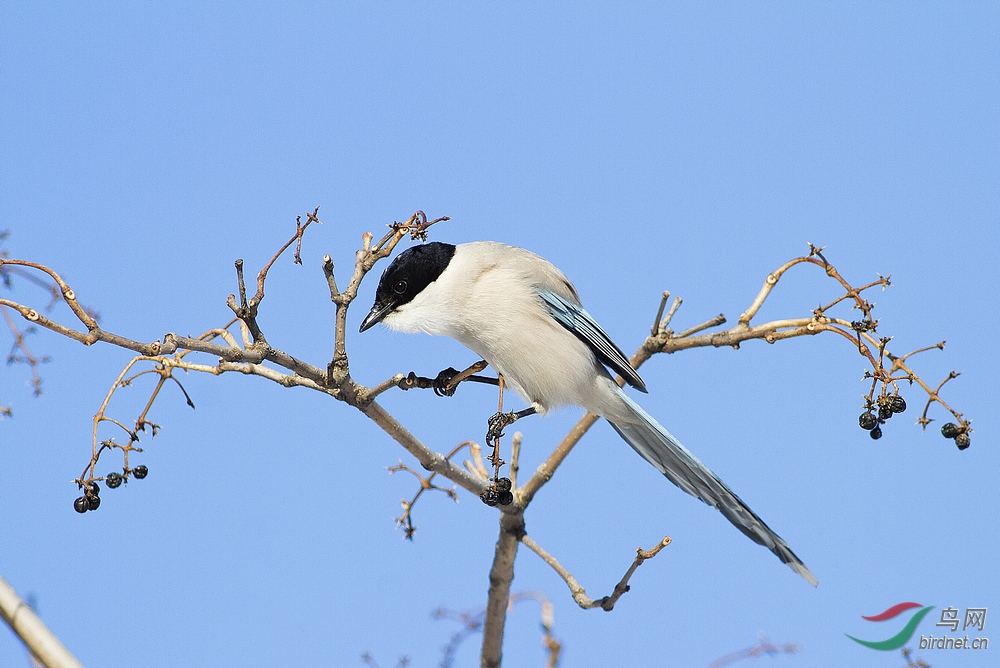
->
[359,240,817,586]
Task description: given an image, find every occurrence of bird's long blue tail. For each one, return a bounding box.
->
[608,387,817,586]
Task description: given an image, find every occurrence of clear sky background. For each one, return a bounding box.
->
[1,3,997,667]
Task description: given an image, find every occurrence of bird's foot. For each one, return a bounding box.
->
[434,360,490,396]
[485,407,537,442]
[486,410,519,442]
[432,367,461,396]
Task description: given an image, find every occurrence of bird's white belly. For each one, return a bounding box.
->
[451,317,621,418]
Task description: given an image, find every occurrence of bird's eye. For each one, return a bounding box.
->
[393,280,408,295]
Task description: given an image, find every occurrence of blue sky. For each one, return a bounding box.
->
[1,3,997,667]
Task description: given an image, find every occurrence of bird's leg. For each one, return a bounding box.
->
[480,374,538,508]
[486,373,538,443]
[485,373,507,478]
[496,372,505,412]
[480,374,513,507]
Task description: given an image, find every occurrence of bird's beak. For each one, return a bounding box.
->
[359,300,395,333]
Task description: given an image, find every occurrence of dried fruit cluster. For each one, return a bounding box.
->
[73,465,148,513]
[480,477,513,507]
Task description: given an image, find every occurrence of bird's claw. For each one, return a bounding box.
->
[432,367,461,397]
[486,411,518,442]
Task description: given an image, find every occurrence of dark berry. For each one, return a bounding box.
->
[132,465,148,479]
[480,488,499,506]
[954,433,970,450]
[890,395,906,413]
[87,494,100,510]
[496,477,512,492]
[86,481,100,497]
[497,491,514,506]
[878,406,893,421]
[941,423,960,439]
[870,426,883,440]
[859,412,878,431]
[106,472,123,489]
[74,496,90,513]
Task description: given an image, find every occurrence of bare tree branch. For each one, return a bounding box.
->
[389,441,480,539]
[2,305,48,396]
[0,575,83,668]
[704,636,800,668]
[521,534,671,611]
[480,509,524,668]
[433,591,561,668]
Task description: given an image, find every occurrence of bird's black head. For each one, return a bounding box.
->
[359,241,456,332]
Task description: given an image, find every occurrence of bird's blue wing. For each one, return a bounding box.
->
[538,289,647,392]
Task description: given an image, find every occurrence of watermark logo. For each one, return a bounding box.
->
[847,602,989,651]
[846,602,934,650]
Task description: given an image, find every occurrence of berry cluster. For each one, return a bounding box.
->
[858,394,907,440]
[73,481,101,513]
[941,423,971,450]
[859,394,971,450]
[480,477,513,507]
[73,465,148,513]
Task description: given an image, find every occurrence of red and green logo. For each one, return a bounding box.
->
[846,602,935,651]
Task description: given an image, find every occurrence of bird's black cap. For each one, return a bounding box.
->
[359,242,456,332]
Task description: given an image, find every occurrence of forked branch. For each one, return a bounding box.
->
[521,534,671,611]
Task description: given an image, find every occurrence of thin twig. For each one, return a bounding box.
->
[388,441,476,539]
[651,291,670,335]
[521,534,671,611]
[704,636,800,668]
[510,432,522,490]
